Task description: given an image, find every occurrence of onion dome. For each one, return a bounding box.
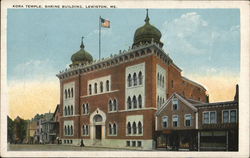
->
[71,37,93,66]
[132,9,163,48]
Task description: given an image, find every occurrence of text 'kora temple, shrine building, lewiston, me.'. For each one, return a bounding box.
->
[56,10,238,150]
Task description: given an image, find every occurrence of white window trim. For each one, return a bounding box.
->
[126,121,143,136]
[82,125,89,136]
[172,98,179,111]
[162,116,168,128]
[184,114,192,127]
[172,115,179,127]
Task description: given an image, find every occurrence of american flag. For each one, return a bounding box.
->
[100,18,110,28]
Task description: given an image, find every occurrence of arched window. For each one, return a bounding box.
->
[162,77,164,87]
[133,95,137,108]
[65,126,67,135]
[94,83,97,94]
[113,123,117,135]
[157,96,159,107]
[106,80,110,91]
[82,125,85,135]
[138,71,143,85]
[71,88,73,98]
[133,73,137,86]
[94,114,103,122]
[100,81,103,93]
[67,125,70,136]
[109,100,113,111]
[128,74,132,87]
[89,84,92,95]
[71,106,73,115]
[70,125,73,135]
[113,99,117,111]
[67,106,70,116]
[68,89,71,98]
[109,123,112,135]
[65,107,67,116]
[157,73,160,85]
[138,95,142,108]
[127,122,131,134]
[86,103,89,114]
[86,125,89,135]
[132,122,137,134]
[160,97,162,106]
[159,75,162,87]
[138,121,142,134]
[65,90,67,99]
[127,97,132,109]
[82,104,85,114]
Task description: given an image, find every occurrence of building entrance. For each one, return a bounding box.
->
[95,125,102,139]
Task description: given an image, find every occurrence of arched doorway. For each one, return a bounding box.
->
[93,114,103,139]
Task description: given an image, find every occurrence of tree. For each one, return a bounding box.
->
[14,116,28,143]
[7,116,14,143]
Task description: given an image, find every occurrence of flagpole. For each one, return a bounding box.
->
[99,16,101,60]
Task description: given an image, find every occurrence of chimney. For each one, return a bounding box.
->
[206,94,209,103]
[234,84,239,101]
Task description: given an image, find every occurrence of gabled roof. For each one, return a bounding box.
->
[156,93,198,116]
[182,76,207,91]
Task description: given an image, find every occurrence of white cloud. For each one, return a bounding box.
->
[162,12,240,55]
[13,59,57,81]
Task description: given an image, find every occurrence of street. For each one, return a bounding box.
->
[8,144,139,151]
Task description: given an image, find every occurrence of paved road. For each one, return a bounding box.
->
[8,144,137,151]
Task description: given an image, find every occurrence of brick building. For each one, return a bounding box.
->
[56,10,208,150]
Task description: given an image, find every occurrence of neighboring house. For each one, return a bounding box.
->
[26,120,37,144]
[155,85,239,151]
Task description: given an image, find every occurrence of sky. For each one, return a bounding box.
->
[7,9,240,119]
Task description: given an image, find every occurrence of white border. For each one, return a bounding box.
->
[1,0,249,157]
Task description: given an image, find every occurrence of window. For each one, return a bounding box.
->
[70,125,73,135]
[138,121,142,134]
[126,141,130,147]
[128,74,132,87]
[113,123,117,135]
[223,109,237,123]
[162,116,168,128]
[157,73,160,85]
[83,125,89,136]
[223,110,229,123]
[132,141,136,147]
[94,114,103,122]
[89,84,92,95]
[138,95,142,108]
[64,126,67,135]
[159,75,162,87]
[127,122,131,134]
[127,97,132,109]
[133,96,137,108]
[137,141,142,147]
[133,73,137,86]
[65,90,67,99]
[67,106,70,116]
[100,81,103,93]
[109,124,112,135]
[185,114,192,127]
[138,71,143,85]
[230,110,237,123]
[157,96,160,108]
[203,111,217,124]
[171,80,174,88]
[113,99,117,111]
[67,125,70,135]
[106,80,110,91]
[70,106,73,115]
[68,89,70,98]
[172,115,179,127]
[86,125,89,135]
[83,103,89,114]
[94,83,97,94]
[109,100,113,111]
[172,98,178,110]
[162,77,164,87]
[132,122,137,134]
[64,107,67,116]
[71,88,73,98]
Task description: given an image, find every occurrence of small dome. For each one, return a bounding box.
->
[133,10,163,48]
[71,39,93,66]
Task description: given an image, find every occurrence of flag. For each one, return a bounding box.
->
[100,18,110,28]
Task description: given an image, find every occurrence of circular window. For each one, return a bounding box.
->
[94,114,103,122]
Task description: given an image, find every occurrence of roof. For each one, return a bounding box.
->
[182,76,207,91]
[194,100,238,108]
[156,93,198,116]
